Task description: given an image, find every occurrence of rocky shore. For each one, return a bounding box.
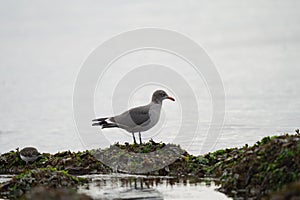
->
[1,132,299,199]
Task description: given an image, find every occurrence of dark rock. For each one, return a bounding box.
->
[264,181,300,200]
[25,186,93,200]
[0,168,87,199]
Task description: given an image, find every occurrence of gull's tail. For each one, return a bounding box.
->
[92,117,119,129]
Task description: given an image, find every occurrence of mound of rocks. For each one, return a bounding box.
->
[210,134,300,199]
[0,167,87,199]
[1,133,299,199]
[0,150,112,175]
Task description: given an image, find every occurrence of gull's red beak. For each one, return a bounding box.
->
[167,96,175,101]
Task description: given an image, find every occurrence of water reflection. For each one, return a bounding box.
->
[78,174,230,200]
[0,174,13,184]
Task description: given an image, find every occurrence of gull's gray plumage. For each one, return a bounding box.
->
[92,90,175,144]
[129,105,151,125]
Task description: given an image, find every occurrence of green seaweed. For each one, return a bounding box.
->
[1,133,300,199]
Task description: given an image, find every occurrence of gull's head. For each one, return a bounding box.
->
[152,90,175,104]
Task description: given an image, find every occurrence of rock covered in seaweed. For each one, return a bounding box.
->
[0,167,87,199]
[213,134,300,199]
[0,150,112,175]
[264,181,300,200]
[93,141,187,174]
[1,133,300,199]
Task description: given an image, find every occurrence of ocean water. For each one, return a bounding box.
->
[0,0,300,156]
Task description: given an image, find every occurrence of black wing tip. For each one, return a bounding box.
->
[92,119,118,129]
[92,117,108,122]
[92,120,108,126]
[102,124,119,128]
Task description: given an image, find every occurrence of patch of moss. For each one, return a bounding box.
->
[114,140,167,153]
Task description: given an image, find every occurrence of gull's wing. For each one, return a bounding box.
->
[129,105,151,125]
[111,104,151,127]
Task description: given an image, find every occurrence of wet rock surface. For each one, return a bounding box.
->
[263,181,300,200]
[0,150,112,175]
[94,140,188,175]
[0,168,87,199]
[24,186,93,200]
[1,133,299,199]
[210,134,300,199]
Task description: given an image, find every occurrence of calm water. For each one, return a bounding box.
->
[78,174,230,200]
[0,175,13,184]
[0,174,230,200]
[0,1,300,156]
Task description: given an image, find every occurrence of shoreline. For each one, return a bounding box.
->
[1,132,299,199]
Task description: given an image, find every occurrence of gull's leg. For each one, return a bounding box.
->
[25,161,29,169]
[132,132,137,144]
[139,132,142,144]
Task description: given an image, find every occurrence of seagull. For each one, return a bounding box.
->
[92,90,175,144]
